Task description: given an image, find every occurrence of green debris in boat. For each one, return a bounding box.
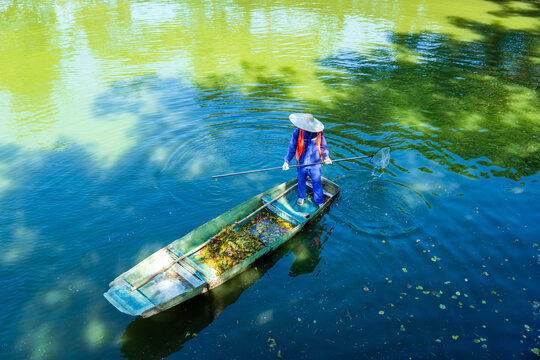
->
[198,211,294,275]
[198,226,265,275]
[242,211,295,244]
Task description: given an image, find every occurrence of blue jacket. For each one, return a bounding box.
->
[284,128,329,165]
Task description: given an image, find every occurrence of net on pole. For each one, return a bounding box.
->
[369,146,391,169]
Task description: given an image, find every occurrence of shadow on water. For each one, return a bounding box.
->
[119,224,326,360]
[485,0,540,19]
[311,19,539,181]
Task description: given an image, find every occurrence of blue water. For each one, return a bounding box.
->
[1,1,539,359]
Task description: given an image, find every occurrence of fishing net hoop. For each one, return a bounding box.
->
[369,146,391,169]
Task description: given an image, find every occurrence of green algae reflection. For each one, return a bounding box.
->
[1,0,539,180]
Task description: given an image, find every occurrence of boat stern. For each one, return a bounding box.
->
[104,248,209,317]
[104,280,155,316]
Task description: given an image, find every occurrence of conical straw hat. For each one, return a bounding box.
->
[289,113,324,132]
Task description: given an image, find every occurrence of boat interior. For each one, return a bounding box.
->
[104,178,339,316]
[173,178,340,280]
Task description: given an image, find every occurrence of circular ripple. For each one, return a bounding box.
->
[155,116,293,219]
[331,172,430,238]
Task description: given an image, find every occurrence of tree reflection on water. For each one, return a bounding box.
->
[313,19,539,181]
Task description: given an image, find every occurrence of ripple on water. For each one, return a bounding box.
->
[331,171,430,239]
[155,115,291,221]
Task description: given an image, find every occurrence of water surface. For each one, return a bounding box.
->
[0,0,539,359]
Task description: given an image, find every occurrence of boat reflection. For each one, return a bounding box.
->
[119,224,327,359]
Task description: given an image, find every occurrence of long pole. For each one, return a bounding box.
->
[212,155,370,179]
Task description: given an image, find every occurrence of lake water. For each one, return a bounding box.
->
[1,0,539,359]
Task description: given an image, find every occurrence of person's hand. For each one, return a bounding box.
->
[324,157,332,165]
[282,162,289,171]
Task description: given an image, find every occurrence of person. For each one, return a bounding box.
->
[282,113,332,207]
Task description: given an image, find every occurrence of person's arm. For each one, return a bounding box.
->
[284,128,299,164]
[320,132,330,159]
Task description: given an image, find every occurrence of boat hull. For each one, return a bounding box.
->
[104,177,340,317]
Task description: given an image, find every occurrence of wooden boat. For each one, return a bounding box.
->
[104,177,340,317]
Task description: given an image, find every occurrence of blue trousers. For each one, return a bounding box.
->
[297,165,324,205]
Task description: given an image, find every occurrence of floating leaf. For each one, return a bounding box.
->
[378,310,384,315]
[402,268,408,273]
[440,304,446,310]
[452,335,459,340]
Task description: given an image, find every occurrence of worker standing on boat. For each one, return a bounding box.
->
[282,113,332,207]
